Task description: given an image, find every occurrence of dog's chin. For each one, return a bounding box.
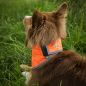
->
[22,71,32,85]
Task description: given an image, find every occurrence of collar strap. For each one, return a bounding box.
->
[41,46,63,59]
[41,46,48,57]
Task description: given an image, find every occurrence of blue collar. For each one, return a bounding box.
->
[41,46,63,59]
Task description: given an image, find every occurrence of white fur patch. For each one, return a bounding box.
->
[22,71,32,85]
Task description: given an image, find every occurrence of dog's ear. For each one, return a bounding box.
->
[56,2,68,17]
[53,2,68,39]
[23,16,32,33]
[32,10,46,28]
[23,16,32,26]
[23,16,32,47]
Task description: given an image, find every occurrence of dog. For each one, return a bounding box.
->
[23,2,67,67]
[20,51,86,86]
[21,2,86,86]
[20,2,76,86]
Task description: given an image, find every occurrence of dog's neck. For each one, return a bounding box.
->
[41,45,63,59]
[32,38,63,67]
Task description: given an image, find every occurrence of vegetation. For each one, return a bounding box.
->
[0,0,86,86]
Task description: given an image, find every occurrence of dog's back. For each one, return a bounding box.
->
[32,51,86,86]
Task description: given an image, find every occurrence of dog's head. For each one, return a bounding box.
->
[23,2,68,47]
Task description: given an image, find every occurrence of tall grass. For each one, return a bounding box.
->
[0,0,86,86]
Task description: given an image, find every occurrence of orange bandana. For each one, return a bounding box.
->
[32,38,63,67]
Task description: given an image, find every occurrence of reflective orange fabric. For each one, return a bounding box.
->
[32,38,63,67]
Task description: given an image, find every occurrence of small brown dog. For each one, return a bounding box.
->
[23,2,67,67]
[21,2,67,85]
[20,2,86,86]
[21,51,86,86]
[20,3,86,86]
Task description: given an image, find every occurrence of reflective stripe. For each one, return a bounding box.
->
[48,50,63,55]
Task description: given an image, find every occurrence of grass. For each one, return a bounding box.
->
[0,0,86,86]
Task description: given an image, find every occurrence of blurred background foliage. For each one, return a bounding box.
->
[0,0,86,86]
